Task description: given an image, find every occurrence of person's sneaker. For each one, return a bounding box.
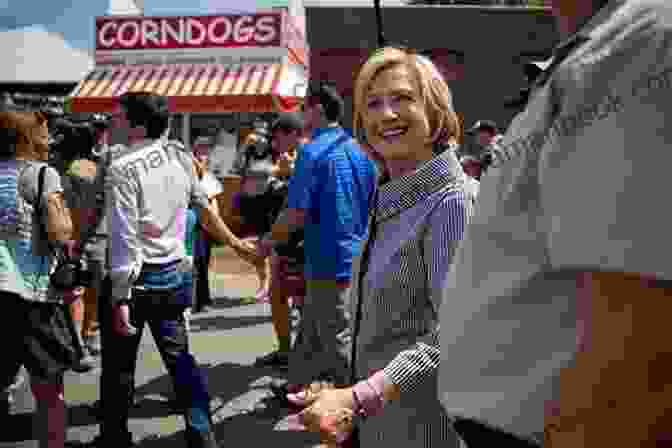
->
[7,371,24,392]
[83,335,101,357]
[194,305,213,313]
[255,287,270,303]
[87,432,135,447]
[1,392,11,418]
[254,350,289,369]
[90,396,140,419]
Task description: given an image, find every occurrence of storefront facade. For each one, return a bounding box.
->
[306,5,557,133]
[68,9,309,175]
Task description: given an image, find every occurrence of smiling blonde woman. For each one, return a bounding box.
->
[296,46,476,448]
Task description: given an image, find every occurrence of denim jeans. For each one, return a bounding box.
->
[194,233,212,310]
[99,277,216,448]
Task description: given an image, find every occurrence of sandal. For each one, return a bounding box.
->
[255,287,270,303]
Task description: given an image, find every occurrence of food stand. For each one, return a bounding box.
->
[68,9,309,233]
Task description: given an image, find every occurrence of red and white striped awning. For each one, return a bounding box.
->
[68,63,306,113]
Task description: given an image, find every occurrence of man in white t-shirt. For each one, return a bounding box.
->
[95,92,255,448]
[440,1,672,446]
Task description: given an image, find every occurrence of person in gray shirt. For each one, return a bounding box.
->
[440,0,672,446]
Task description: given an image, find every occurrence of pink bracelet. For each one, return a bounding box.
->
[352,370,387,417]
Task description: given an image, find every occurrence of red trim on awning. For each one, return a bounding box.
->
[70,63,305,114]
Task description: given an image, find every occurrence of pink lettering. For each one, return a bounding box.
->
[117,21,140,48]
[161,19,184,46]
[96,14,281,50]
[141,20,160,46]
[186,18,207,45]
[233,16,255,43]
[209,16,233,45]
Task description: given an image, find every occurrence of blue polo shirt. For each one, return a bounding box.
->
[286,126,376,281]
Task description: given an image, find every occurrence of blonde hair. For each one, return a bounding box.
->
[353,47,461,150]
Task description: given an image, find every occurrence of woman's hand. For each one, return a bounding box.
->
[299,387,357,444]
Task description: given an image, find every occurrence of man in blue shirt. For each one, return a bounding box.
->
[259,81,377,396]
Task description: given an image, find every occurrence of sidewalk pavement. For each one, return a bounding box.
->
[1,269,322,448]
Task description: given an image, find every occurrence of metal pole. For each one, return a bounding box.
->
[374,0,386,47]
[182,112,191,151]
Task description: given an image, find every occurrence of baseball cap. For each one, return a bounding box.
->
[306,79,341,105]
[305,79,344,122]
[466,120,498,135]
[271,112,304,132]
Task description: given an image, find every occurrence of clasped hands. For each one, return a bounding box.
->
[289,383,358,446]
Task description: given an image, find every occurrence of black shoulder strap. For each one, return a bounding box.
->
[349,186,379,385]
[35,164,60,258]
[36,165,47,236]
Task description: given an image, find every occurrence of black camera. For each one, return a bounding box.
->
[51,254,94,290]
[244,120,273,161]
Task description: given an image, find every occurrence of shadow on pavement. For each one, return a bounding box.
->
[135,362,269,414]
[119,362,319,447]
[207,297,258,309]
[136,413,320,448]
[188,314,271,333]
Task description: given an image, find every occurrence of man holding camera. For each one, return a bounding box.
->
[55,119,111,372]
[94,91,256,448]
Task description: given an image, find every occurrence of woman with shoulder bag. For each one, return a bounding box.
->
[0,111,83,448]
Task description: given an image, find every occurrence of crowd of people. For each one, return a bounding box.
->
[1,0,672,447]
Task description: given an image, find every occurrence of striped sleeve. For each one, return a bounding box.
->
[383,191,472,394]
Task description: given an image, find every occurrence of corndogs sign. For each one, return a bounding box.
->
[96,14,282,50]
[94,13,294,66]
